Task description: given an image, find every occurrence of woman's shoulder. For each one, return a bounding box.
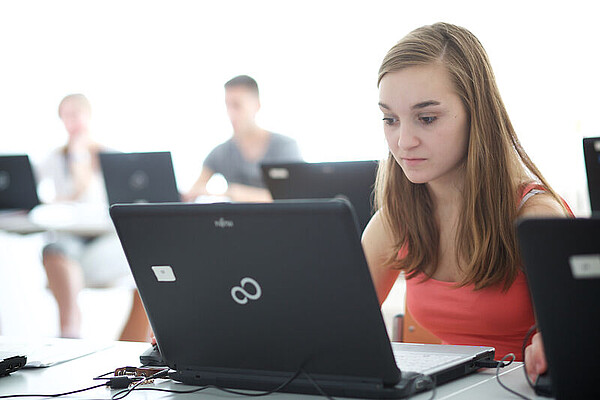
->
[361,210,395,252]
[517,182,571,218]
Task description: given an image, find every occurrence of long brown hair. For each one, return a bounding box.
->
[375,22,566,290]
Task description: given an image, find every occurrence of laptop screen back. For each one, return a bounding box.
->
[517,218,600,399]
[0,155,40,211]
[583,137,600,214]
[261,161,378,231]
[99,151,180,205]
[110,200,399,385]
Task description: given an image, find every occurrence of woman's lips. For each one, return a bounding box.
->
[402,158,427,167]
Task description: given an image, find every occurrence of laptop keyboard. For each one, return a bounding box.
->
[393,349,464,374]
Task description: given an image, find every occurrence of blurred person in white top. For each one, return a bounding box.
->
[38,94,147,341]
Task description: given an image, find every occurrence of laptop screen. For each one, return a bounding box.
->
[99,151,180,205]
[110,200,400,385]
[261,161,378,231]
[583,137,600,214]
[0,155,40,211]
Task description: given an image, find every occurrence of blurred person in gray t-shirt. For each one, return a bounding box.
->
[183,75,302,202]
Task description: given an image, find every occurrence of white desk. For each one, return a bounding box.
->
[0,204,114,237]
[0,339,550,399]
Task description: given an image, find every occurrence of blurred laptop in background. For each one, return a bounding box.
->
[99,151,180,205]
[583,137,600,215]
[261,160,378,231]
[0,155,40,213]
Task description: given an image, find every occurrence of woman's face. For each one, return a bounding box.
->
[379,63,469,187]
[59,101,91,140]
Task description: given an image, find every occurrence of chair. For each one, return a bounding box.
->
[392,309,442,344]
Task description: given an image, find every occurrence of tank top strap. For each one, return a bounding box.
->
[518,183,547,211]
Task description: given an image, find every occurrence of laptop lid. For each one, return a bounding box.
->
[261,161,378,231]
[110,200,493,398]
[583,137,600,214]
[0,155,40,211]
[99,151,180,205]
[517,218,600,399]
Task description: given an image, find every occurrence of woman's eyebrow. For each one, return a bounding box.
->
[412,100,441,110]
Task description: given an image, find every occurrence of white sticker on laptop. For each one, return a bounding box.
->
[569,255,600,279]
[152,265,176,282]
[268,168,289,179]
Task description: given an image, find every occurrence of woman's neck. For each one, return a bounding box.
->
[427,171,464,209]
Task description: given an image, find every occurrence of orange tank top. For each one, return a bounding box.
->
[403,183,571,360]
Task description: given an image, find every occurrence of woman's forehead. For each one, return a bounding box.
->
[379,64,456,112]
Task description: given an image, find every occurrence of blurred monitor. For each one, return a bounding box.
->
[99,151,180,205]
[0,154,40,211]
[583,137,600,214]
[261,160,378,231]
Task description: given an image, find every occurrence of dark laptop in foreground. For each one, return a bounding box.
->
[0,155,40,211]
[261,160,378,231]
[110,199,494,398]
[99,151,180,205]
[517,218,600,399]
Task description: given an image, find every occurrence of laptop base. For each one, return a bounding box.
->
[171,369,431,399]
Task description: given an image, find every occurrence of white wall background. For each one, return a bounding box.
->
[1,0,598,214]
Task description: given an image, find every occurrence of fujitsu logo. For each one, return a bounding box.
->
[214,217,234,228]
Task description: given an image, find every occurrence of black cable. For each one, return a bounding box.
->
[418,375,436,400]
[475,359,507,368]
[112,366,439,400]
[302,370,335,400]
[0,383,107,399]
[0,369,155,398]
[521,324,538,389]
[495,353,532,400]
[112,367,303,399]
[302,368,437,400]
[111,368,170,400]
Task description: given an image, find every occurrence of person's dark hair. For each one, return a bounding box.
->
[224,75,259,97]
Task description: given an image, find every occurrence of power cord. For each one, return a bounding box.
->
[495,353,532,400]
[302,370,335,400]
[521,324,538,389]
[0,360,437,400]
[111,366,304,399]
[302,369,436,400]
[410,375,436,400]
[492,324,543,400]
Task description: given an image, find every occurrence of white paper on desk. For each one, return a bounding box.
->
[0,337,113,367]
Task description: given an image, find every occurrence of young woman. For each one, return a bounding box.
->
[361,23,571,380]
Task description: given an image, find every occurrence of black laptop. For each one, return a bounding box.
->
[517,218,600,399]
[583,137,600,214]
[261,161,378,231]
[0,155,40,211]
[99,151,180,205]
[110,199,494,398]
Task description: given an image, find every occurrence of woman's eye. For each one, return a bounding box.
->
[382,117,398,126]
[419,116,436,125]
